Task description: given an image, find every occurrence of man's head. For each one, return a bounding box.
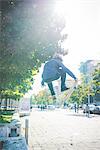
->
[62,49,68,56]
[53,53,63,61]
[59,49,68,56]
[53,49,68,61]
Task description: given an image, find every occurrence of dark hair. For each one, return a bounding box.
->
[53,53,63,61]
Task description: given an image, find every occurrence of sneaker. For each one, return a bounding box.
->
[52,96,56,105]
[49,95,56,100]
[61,87,70,92]
[52,95,56,100]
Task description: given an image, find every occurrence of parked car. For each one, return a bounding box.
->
[93,105,100,114]
[47,105,55,110]
[83,103,100,114]
[83,104,96,114]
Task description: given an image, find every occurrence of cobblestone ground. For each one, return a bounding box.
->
[21,109,100,150]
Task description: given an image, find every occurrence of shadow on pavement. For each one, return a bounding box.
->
[65,112,100,118]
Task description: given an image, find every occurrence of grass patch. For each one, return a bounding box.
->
[0,114,13,123]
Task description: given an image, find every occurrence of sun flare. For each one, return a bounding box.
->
[54,0,68,16]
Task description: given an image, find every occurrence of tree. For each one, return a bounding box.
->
[92,67,100,94]
[91,66,100,103]
[0,0,67,102]
[32,89,53,105]
[69,65,100,105]
[69,83,89,105]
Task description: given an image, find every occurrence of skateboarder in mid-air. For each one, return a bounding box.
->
[41,53,77,99]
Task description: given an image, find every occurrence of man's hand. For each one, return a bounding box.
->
[74,79,78,89]
[75,79,78,84]
[41,80,45,86]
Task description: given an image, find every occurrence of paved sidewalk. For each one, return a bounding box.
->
[21,109,100,150]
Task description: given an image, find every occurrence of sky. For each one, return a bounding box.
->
[25,0,100,97]
[57,0,100,76]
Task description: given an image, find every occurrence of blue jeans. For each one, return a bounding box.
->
[47,73,66,96]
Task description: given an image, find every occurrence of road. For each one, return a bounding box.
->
[21,108,100,150]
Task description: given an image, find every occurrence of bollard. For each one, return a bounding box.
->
[0,141,3,150]
[25,119,29,145]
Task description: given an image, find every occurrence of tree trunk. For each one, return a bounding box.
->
[0,98,3,108]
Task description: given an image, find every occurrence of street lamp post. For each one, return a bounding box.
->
[87,85,92,118]
[87,93,90,117]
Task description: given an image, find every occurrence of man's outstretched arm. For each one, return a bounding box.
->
[57,61,77,80]
[63,66,77,80]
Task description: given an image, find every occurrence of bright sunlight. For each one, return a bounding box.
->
[54,0,100,77]
[54,0,68,16]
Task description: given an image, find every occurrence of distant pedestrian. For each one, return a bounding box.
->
[74,103,77,113]
[86,103,90,117]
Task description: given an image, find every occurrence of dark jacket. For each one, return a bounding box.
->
[42,58,77,83]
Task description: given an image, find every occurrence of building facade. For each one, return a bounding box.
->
[79,60,100,104]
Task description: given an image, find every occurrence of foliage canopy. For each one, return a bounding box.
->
[0,0,67,100]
